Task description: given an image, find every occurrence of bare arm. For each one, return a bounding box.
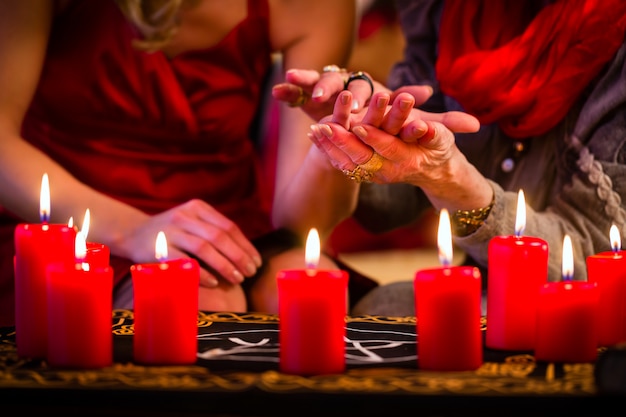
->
[270,0,359,240]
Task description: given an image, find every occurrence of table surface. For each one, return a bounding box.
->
[0,309,621,417]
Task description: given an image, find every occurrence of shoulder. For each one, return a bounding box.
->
[268,0,355,52]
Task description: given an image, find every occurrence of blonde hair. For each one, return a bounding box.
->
[114,0,185,51]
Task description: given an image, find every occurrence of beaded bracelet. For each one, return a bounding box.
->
[450,198,495,237]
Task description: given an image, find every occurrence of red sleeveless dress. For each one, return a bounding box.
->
[0,0,274,325]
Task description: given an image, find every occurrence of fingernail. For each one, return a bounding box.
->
[400,99,412,111]
[340,91,350,105]
[426,85,434,96]
[244,262,257,276]
[320,124,333,138]
[376,96,388,109]
[413,121,427,136]
[233,270,244,283]
[312,88,323,98]
[253,255,262,268]
[353,125,367,139]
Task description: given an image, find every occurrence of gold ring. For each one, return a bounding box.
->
[342,153,384,183]
[359,152,383,173]
[288,86,308,107]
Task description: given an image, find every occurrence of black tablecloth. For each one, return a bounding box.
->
[0,310,619,416]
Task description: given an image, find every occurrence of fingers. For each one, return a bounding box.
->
[310,65,348,104]
[309,122,374,171]
[343,71,374,111]
[381,92,416,136]
[162,200,262,287]
[424,110,480,133]
[360,92,390,127]
[331,90,353,129]
[390,85,434,107]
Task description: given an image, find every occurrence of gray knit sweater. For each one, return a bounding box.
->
[354,0,626,283]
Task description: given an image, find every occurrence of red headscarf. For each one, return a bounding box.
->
[436,0,626,138]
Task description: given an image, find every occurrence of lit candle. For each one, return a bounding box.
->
[277,228,349,375]
[13,173,76,359]
[46,231,114,368]
[486,190,549,350]
[80,208,110,268]
[413,209,482,371]
[586,224,626,347]
[535,235,599,363]
[130,231,199,365]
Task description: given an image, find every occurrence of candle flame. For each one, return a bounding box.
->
[81,208,91,241]
[155,231,168,262]
[610,224,621,253]
[304,228,320,270]
[40,173,50,223]
[68,217,74,228]
[437,208,453,267]
[74,232,87,263]
[514,189,526,237]
[561,234,573,281]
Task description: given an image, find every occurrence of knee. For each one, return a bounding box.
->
[198,283,246,312]
[247,248,341,314]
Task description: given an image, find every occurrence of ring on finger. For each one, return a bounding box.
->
[344,71,374,98]
[323,64,344,73]
[342,152,384,184]
[359,152,383,173]
[288,86,309,107]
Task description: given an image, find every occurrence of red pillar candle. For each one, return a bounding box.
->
[131,231,199,365]
[535,235,599,363]
[278,228,348,376]
[79,208,110,268]
[13,173,76,359]
[413,209,483,371]
[487,190,549,350]
[46,231,114,368]
[586,224,626,347]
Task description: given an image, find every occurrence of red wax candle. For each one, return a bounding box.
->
[13,173,77,359]
[79,208,110,268]
[46,232,114,368]
[413,209,482,371]
[278,228,348,375]
[487,190,548,350]
[586,224,626,347]
[131,231,199,365]
[535,235,599,363]
[86,241,110,267]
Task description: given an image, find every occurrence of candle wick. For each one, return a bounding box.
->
[562,273,573,282]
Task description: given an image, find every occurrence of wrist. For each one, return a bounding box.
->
[449,195,495,237]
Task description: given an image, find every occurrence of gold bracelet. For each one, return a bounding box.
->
[450,198,495,237]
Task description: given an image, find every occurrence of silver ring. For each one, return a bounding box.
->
[323,65,343,73]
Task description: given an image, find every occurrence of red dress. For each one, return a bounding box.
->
[0,0,274,326]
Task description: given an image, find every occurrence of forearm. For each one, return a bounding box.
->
[271,126,358,240]
[0,133,148,258]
